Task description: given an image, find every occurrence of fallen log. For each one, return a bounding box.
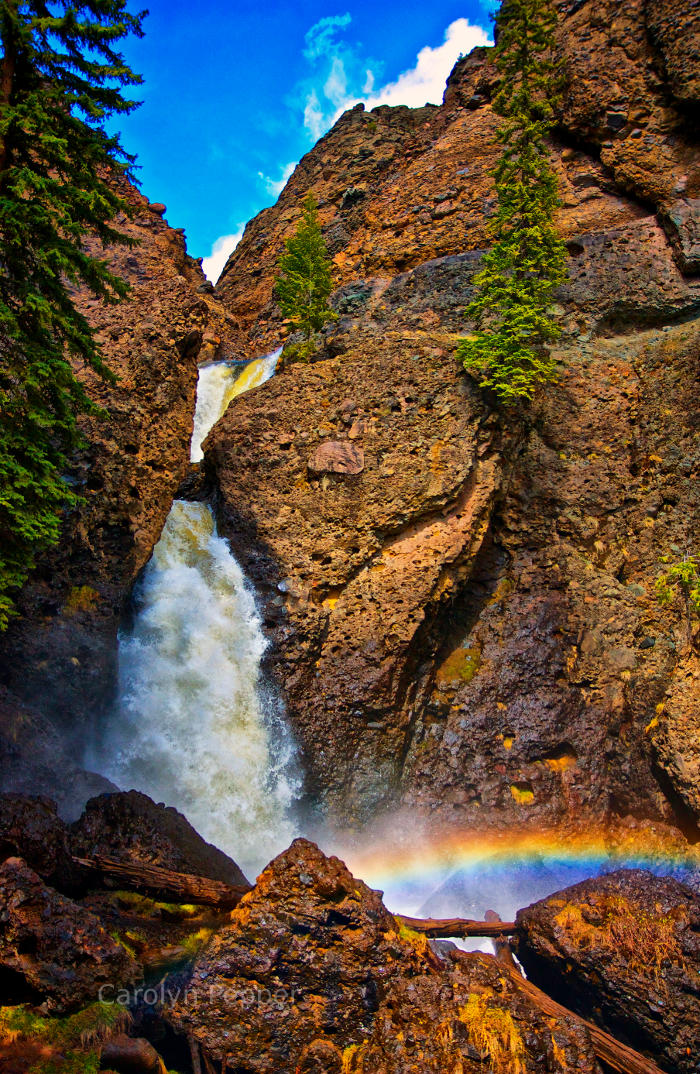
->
[514,972,666,1074]
[449,945,665,1074]
[396,914,516,938]
[72,855,252,908]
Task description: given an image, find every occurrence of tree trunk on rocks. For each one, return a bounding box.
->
[72,855,252,908]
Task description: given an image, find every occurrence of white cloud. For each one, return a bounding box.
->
[258,160,296,199]
[299,12,377,140]
[303,13,352,61]
[361,19,492,111]
[304,89,325,141]
[202,230,243,284]
[298,17,492,141]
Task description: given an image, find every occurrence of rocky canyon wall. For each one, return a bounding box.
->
[207,0,700,833]
[0,180,235,815]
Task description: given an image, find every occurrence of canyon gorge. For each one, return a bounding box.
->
[1,0,700,1071]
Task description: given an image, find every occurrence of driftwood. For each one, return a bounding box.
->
[481,911,664,1074]
[396,913,516,938]
[513,971,666,1074]
[72,855,252,908]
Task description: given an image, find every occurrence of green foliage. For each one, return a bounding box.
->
[656,553,700,632]
[0,1002,130,1073]
[275,193,337,344]
[457,0,567,404]
[0,0,145,628]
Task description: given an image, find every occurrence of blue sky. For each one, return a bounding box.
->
[115,1,494,279]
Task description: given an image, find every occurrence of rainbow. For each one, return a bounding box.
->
[328,824,700,919]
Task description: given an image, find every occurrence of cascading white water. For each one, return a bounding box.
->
[92,349,297,878]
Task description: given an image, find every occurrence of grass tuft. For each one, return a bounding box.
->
[459,992,526,1074]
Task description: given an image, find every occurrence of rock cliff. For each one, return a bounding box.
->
[0,180,234,809]
[208,0,700,831]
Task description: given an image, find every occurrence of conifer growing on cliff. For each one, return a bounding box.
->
[275,194,337,354]
[0,0,145,628]
[457,0,567,403]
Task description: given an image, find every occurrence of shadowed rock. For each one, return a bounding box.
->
[0,795,78,894]
[70,791,249,887]
[0,857,140,1013]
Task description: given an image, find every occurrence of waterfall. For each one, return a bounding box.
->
[91,348,297,878]
[190,350,280,463]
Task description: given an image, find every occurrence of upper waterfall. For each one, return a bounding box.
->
[190,349,282,462]
[89,348,296,878]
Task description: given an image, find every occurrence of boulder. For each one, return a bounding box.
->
[0,857,140,1013]
[515,869,700,1073]
[167,838,600,1073]
[70,791,249,887]
[0,794,77,893]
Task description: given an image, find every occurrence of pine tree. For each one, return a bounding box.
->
[457,0,567,404]
[0,0,145,628]
[275,194,337,346]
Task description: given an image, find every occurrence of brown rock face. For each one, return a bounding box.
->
[70,791,249,887]
[644,0,700,106]
[207,0,700,831]
[515,869,700,1073]
[0,180,235,801]
[168,838,600,1073]
[206,338,501,815]
[0,857,139,1013]
[215,0,699,359]
[0,795,77,894]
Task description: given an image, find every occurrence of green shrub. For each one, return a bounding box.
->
[275,194,337,346]
[656,553,700,640]
[457,0,567,404]
[0,0,144,627]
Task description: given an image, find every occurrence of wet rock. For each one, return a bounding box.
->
[515,869,700,1073]
[70,791,249,887]
[0,857,139,1013]
[175,461,212,502]
[0,795,77,893]
[308,440,365,475]
[167,838,600,1073]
